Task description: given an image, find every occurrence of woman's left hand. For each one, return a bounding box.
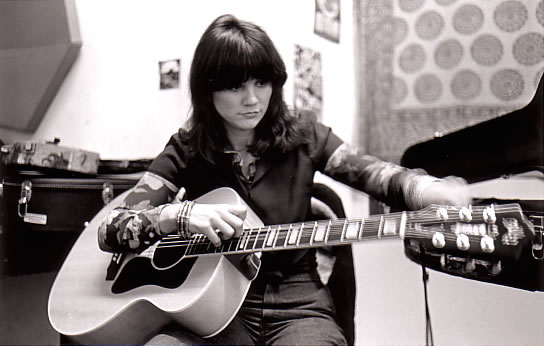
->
[420,176,471,208]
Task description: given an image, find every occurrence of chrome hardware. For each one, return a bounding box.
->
[102,182,114,205]
[432,232,446,248]
[456,234,470,251]
[480,235,495,253]
[483,205,496,224]
[18,180,32,217]
[437,207,448,221]
[459,207,472,222]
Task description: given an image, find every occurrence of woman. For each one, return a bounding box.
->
[98,14,470,345]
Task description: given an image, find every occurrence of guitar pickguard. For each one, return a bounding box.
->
[111,256,197,294]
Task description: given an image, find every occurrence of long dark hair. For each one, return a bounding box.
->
[186,14,305,164]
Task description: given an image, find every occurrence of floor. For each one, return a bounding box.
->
[0,271,60,345]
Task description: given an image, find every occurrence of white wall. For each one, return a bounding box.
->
[0,0,357,159]
[1,1,542,345]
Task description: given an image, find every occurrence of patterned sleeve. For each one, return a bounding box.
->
[97,172,179,253]
[324,143,441,210]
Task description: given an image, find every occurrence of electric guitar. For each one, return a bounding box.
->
[48,187,536,345]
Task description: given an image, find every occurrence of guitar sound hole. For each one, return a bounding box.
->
[111,257,197,294]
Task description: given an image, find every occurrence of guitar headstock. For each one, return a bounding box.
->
[404,203,536,279]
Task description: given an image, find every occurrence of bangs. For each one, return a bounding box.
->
[208,34,282,91]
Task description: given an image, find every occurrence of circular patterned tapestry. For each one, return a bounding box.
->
[513,32,544,66]
[435,39,464,69]
[471,34,503,66]
[451,69,482,99]
[416,10,444,40]
[494,1,528,32]
[453,4,484,35]
[359,0,544,163]
[392,0,544,108]
[399,43,426,73]
[490,69,525,101]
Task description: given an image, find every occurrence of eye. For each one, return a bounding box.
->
[255,80,270,88]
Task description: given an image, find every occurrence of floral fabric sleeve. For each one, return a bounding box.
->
[324,143,441,210]
[97,172,179,253]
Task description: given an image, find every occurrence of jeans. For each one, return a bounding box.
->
[149,270,347,345]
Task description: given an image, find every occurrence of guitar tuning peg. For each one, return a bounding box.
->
[456,234,470,251]
[459,207,472,222]
[483,205,497,224]
[436,207,448,221]
[432,232,446,248]
[480,235,495,253]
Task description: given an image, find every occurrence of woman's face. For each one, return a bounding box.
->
[212,78,272,136]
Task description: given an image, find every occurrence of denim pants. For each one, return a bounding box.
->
[150,271,347,345]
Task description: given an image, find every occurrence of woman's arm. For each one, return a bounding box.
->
[324,143,470,209]
[97,172,178,253]
[97,172,247,253]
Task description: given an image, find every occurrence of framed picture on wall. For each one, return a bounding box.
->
[314,0,340,43]
[294,44,323,120]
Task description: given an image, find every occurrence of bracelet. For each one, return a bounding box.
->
[176,201,195,239]
[156,204,171,235]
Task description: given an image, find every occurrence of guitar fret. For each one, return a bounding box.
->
[296,223,304,246]
[272,225,281,248]
[358,218,365,240]
[299,223,313,246]
[265,226,274,248]
[378,215,384,238]
[340,219,348,242]
[284,224,292,247]
[328,220,343,243]
[324,220,331,244]
[288,224,299,245]
[344,220,360,240]
[309,221,318,245]
[382,216,398,237]
[238,231,249,250]
[252,227,260,250]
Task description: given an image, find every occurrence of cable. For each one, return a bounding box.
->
[421,260,434,346]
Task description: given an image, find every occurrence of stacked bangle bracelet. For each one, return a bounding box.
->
[176,200,195,239]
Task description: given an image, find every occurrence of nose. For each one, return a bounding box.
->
[242,85,259,106]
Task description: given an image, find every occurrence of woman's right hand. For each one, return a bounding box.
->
[186,203,247,247]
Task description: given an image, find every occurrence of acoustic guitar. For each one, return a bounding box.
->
[48,187,535,345]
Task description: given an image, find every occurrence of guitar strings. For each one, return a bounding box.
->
[154,204,522,252]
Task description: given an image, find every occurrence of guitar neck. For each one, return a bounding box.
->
[176,211,410,257]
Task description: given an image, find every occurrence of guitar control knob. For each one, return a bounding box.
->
[456,234,470,251]
[459,207,472,222]
[432,232,446,248]
[480,235,495,253]
[483,205,496,224]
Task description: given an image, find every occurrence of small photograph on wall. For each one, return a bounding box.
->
[314,0,340,43]
[294,44,323,120]
[159,59,180,89]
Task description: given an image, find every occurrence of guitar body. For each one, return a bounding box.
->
[48,187,264,345]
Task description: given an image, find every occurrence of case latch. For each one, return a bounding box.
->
[18,180,47,225]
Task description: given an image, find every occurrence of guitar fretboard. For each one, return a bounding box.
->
[161,212,408,257]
